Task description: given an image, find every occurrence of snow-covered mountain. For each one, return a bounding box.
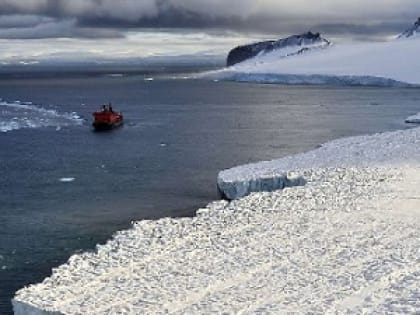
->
[398,17,420,38]
[226,32,330,66]
[203,18,420,87]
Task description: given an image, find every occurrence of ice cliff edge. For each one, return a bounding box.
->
[217,172,306,200]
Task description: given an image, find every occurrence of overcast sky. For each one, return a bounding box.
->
[0,0,418,63]
[0,0,418,38]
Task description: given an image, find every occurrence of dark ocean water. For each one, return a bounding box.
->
[1,69,420,313]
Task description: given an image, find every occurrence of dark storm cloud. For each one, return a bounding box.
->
[0,0,419,38]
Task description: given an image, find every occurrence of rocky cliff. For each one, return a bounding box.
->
[226,31,330,67]
[398,17,420,38]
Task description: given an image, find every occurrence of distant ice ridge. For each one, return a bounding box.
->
[202,24,420,86]
[0,101,83,132]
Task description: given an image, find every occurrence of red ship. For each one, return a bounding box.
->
[92,104,123,131]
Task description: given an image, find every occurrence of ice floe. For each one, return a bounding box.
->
[405,112,420,124]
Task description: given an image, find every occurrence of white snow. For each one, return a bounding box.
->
[203,37,420,86]
[249,41,329,61]
[405,112,420,124]
[13,125,420,314]
[218,126,420,199]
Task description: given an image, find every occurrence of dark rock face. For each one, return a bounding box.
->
[226,32,330,67]
[398,17,420,38]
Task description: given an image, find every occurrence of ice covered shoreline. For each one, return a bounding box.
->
[203,72,417,87]
[218,126,420,200]
[13,126,420,314]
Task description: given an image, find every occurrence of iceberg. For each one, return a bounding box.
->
[405,112,420,124]
[59,178,75,183]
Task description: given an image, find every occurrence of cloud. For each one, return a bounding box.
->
[0,15,122,39]
[0,14,53,28]
[0,18,75,39]
[57,0,159,21]
[0,0,418,38]
[0,0,159,20]
[0,30,263,65]
[0,0,417,22]
[0,0,48,14]
[0,1,417,64]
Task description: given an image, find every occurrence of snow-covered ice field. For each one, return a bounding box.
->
[13,125,420,314]
[218,126,420,200]
[203,36,420,87]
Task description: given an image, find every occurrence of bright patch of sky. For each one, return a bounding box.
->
[0,30,267,65]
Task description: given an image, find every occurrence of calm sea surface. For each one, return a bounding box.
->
[1,69,420,313]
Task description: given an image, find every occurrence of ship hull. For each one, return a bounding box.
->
[92,119,123,131]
